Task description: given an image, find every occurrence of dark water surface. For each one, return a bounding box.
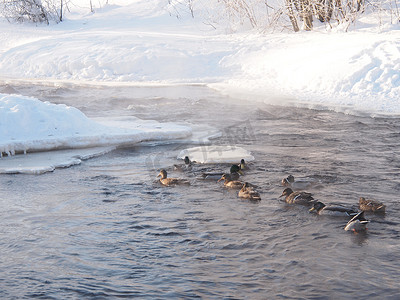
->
[1,84,400,299]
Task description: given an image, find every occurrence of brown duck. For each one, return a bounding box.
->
[279,188,315,205]
[218,174,243,189]
[359,197,386,213]
[157,169,190,186]
[238,182,261,201]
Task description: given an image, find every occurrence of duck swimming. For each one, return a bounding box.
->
[239,159,248,171]
[279,188,315,205]
[157,169,190,186]
[218,174,243,189]
[281,175,316,190]
[173,156,192,172]
[309,201,358,217]
[344,211,369,232]
[238,182,261,201]
[359,197,386,214]
[200,164,242,181]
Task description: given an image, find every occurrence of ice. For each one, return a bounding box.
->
[0,93,192,156]
[0,147,115,174]
[177,145,254,164]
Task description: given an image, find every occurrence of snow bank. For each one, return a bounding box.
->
[0,93,192,156]
[178,145,254,164]
[0,0,399,116]
[213,30,400,115]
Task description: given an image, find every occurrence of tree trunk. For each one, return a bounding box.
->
[300,0,313,30]
[286,0,300,32]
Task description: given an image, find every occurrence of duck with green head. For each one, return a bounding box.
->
[281,175,316,190]
[174,156,193,172]
[239,159,248,171]
[309,201,358,217]
[157,169,190,186]
[200,164,243,180]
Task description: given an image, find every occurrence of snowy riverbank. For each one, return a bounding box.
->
[1,1,398,116]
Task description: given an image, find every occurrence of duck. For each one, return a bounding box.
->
[173,156,193,172]
[279,188,315,205]
[281,175,316,190]
[239,159,249,171]
[238,182,261,200]
[157,169,190,186]
[359,197,386,214]
[200,164,242,181]
[217,173,244,189]
[309,201,358,217]
[344,211,369,232]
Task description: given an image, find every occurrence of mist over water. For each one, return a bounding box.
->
[1,84,400,299]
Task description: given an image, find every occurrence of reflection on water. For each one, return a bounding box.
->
[1,83,400,298]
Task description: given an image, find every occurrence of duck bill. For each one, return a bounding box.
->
[238,170,244,175]
[279,193,285,198]
[157,173,161,178]
[217,177,223,182]
[309,207,316,212]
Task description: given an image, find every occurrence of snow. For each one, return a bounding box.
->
[0,1,399,116]
[178,145,254,164]
[0,0,399,172]
[0,93,191,155]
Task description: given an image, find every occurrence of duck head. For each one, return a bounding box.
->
[240,159,246,169]
[279,188,294,198]
[184,156,191,165]
[309,201,326,213]
[218,173,231,182]
[240,182,250,190]
[157,169,167,179]
[281,175,295,186]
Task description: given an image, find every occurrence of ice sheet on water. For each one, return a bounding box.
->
[0,147,115,174]
[177,145,254,164]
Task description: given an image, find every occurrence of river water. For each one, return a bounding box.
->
[1,83,400,299]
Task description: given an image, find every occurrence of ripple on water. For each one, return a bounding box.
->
[1,85,400,298]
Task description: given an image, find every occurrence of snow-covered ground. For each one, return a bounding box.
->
[0,0,399,172]
[0,0,398,115]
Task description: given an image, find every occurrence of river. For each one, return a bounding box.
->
[1,83,399,299]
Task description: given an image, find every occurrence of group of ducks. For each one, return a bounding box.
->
[279,175,385,233]
[157,157,386,233]
[157,157,261,201]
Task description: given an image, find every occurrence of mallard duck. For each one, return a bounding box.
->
[281,175,316,190]
[238,182,261,200]
[279,188,315,205]
[200,164,242,181]
[173,156,192,172]
[239,159,248,171]
[281,175,295,186]
[359,197,386,214]
[157,169,190,186]
[309,201,358,217]
[344,211,369,232]
[218,174,243,189]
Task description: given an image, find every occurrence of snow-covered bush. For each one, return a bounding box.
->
[168,0,400,32]
[1,0,65,24]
